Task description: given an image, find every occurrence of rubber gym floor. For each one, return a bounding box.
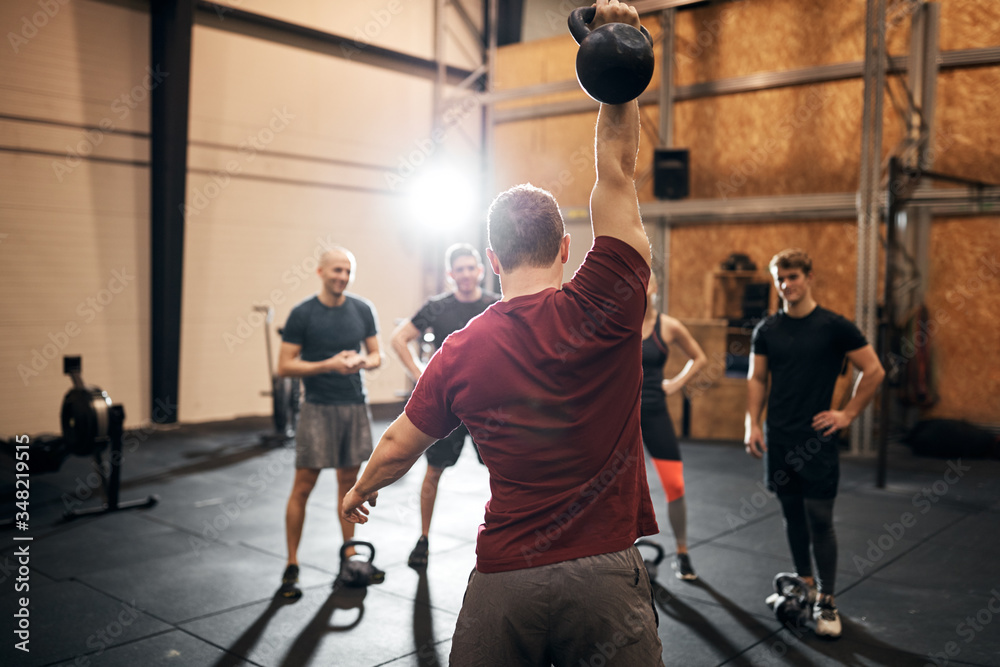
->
[2,416,998,667]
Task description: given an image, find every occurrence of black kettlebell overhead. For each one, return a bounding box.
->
[568,6,654,105]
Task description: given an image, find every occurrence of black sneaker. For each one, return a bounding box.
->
[278,564,302,600]
[672,553,698,581]
[408,536,429,569]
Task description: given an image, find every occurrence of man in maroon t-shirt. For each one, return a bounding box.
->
[342,2,663,663]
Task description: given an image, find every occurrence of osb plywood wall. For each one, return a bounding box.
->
[933,67,1000,185]
[924,218,1000,423]
[674,1,868,84]
[494,0,999,426]
[666,221,859,321]
[674,80,906,199]
[493,110,659,206]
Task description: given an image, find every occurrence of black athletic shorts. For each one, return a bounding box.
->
[425,424,483,469]
[764,432,840,500]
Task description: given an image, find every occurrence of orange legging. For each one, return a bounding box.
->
[653,458,685,502]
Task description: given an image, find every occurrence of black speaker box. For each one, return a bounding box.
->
[653,148,690,200]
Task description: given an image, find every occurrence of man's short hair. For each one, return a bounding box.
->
[487,183,565,272]
[445,243,482,271]
[769,248,813,275]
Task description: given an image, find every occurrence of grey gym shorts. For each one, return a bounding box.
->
[450,545,665,666]
[295,402,373,469]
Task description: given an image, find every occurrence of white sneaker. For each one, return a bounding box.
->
[814,597,842,638]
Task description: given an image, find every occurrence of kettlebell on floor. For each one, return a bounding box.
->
[335,540,385,589]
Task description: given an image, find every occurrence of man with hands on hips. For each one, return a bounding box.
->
[745,248,885,638]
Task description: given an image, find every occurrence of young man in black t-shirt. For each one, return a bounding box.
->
[745,248,885,638]
[390,243,500,567]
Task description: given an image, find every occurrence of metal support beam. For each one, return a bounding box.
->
[915,1,940,306]
[632,0,714,12]
[658,9,675,148]
[853,0,887,456]
[638,187,1000,224]
[481,0,499,294]
[657,8,676,311]
[151,0,194,424]
[900,1,940,313]
[194,1,476,85]
[877,157,903,487]
[491,46,1000,124]
[433,0,448,127]
[450,0,484,47]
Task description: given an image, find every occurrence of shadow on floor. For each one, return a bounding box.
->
[211,595,292,667]
[796,616,931,667]
[278,586,368,666]
[694,579,931,666]
[651,578,813,665]
[413,568,445,666]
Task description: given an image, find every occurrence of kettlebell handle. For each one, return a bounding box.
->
[568,6,653,48]
[340,540,375,564]
[634,539,665,566]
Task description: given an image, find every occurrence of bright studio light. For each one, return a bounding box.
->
[408,165,477,231]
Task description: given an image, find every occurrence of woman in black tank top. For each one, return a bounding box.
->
[639,273,707,580]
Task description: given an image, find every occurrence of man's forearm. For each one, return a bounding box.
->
[354,428,425,498]
[391,336,422,380]
[279,358,329,377]
[842,368,885,420]
[746,378,767,429]
[596,101,639,182]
